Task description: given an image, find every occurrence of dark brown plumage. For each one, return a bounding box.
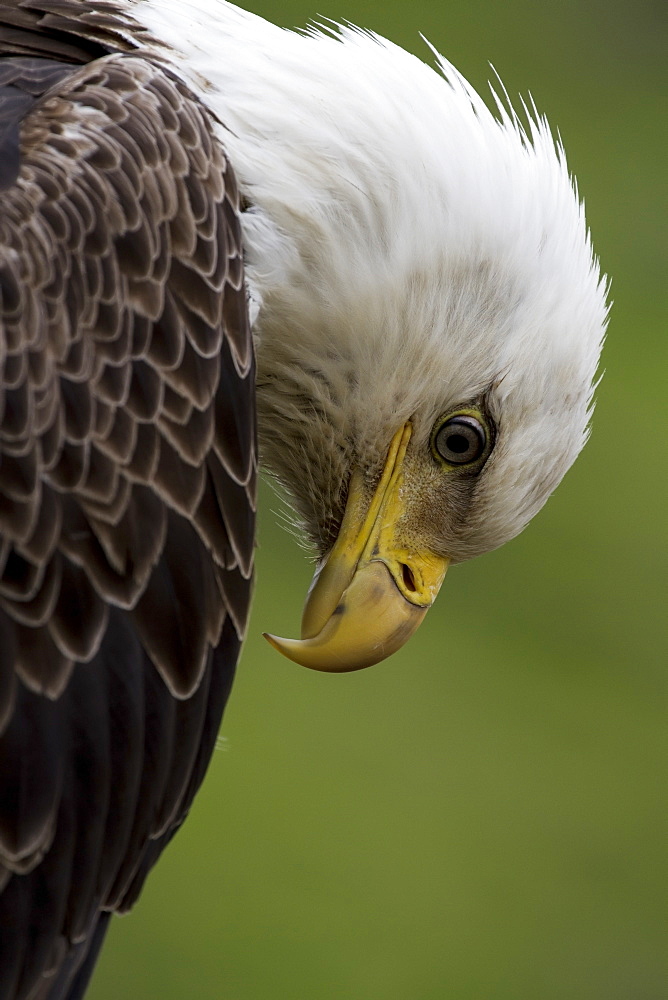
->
[0,5,256,997]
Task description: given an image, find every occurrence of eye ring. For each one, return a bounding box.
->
[432,414,487,466]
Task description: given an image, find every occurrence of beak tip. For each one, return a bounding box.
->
[262,632,282,651]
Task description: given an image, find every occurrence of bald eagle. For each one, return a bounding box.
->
[0,1,607,997]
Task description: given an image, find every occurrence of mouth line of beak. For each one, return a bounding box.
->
[301,422,415,639]
[263,422,449,672]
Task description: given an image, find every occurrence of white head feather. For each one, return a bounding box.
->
[138,0,608,560]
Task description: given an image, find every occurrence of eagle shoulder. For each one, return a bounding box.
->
[0,43,255,1000]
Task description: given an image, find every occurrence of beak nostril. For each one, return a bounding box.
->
[401,563,416,593]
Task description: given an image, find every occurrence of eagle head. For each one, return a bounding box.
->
[145,4,608,670]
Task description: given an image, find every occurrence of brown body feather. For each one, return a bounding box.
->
[0,5,256,997]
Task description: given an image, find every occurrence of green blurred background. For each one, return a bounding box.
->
[90,1,666,997]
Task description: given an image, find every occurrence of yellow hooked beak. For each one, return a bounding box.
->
[264,423,449,671]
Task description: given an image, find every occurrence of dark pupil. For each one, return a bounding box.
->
[445,433,470,454]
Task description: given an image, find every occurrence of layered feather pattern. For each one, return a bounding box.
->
[0,7,256,996]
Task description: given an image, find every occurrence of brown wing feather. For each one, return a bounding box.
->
[0,45,256,1000]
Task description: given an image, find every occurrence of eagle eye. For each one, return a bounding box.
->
[432,414,487,466]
